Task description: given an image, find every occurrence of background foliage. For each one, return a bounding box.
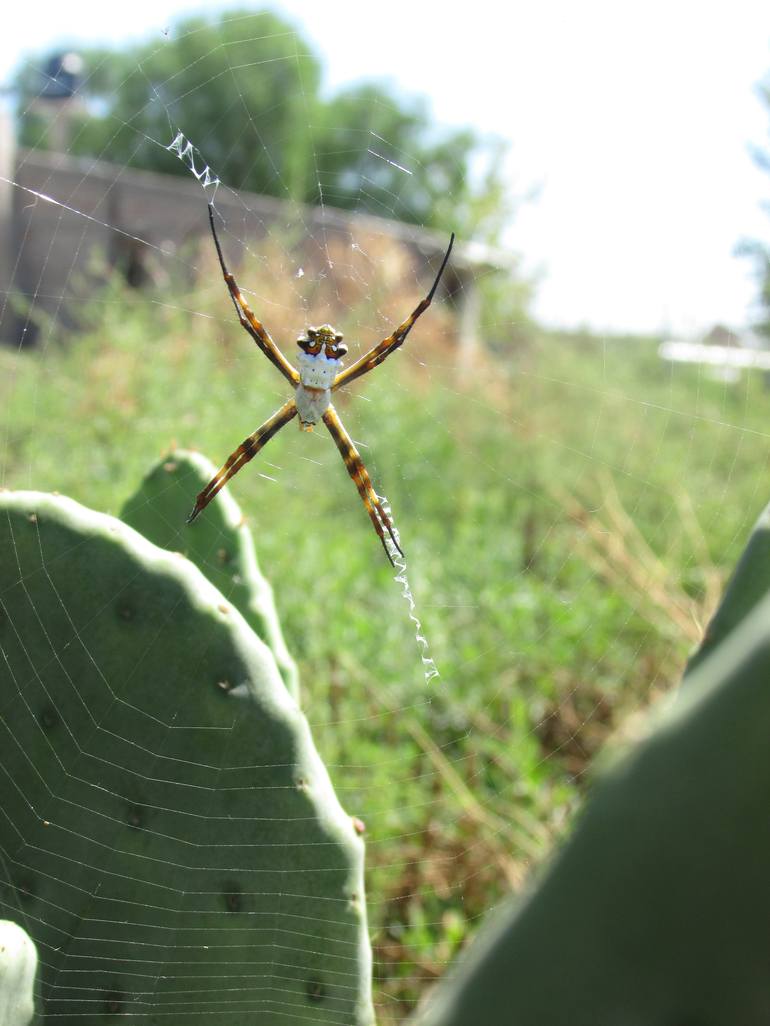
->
[15,8,510,242]
[3,258,770,1016]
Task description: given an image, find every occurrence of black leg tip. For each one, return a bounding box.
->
[380,533,404,567]
[387,527,404,559]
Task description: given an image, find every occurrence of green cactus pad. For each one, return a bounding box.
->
[120,450,299,701]
[0,921,37,1026]
[412,587,770,1026]
[686,499,770,677]
[0,492,372,1025]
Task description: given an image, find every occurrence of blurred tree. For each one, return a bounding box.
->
[311,81,484,235]
[740,70,770,341]
[14,8,512,241]
[17,10,322,201]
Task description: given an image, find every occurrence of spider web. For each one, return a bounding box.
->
[2,9,770,1025]
[162,128,440,682]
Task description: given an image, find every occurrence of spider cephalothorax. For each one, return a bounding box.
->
[188,203,454,566]
[297,324,348,359]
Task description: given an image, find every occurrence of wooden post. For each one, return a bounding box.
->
[455,271,481,371]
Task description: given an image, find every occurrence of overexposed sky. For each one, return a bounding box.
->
[4,0,770,334]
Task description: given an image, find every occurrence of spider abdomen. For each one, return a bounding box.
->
[295,350,340,428]
[295,383,331,428]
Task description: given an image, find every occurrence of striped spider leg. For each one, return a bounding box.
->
[322,404,403,565]
[332,232,455,393]
[189,204,455,563]
[207,203,299,387]
[187,398,298,522]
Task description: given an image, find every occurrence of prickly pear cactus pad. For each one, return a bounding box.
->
[0,492,373,1025]
[686,498,770,677]
[411,586,770,1026]
[120,450,299,700]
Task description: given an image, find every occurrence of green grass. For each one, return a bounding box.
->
[3,275,770,1019]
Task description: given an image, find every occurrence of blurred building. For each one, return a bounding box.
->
[0,102,498,363]
[658,325,770,383]
[26,52,87,154]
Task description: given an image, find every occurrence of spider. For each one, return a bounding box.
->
[187,204,455,566]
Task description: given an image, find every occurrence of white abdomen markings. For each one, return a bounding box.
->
[295,351,339,427]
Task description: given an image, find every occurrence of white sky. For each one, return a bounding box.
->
[5,0,770,334]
